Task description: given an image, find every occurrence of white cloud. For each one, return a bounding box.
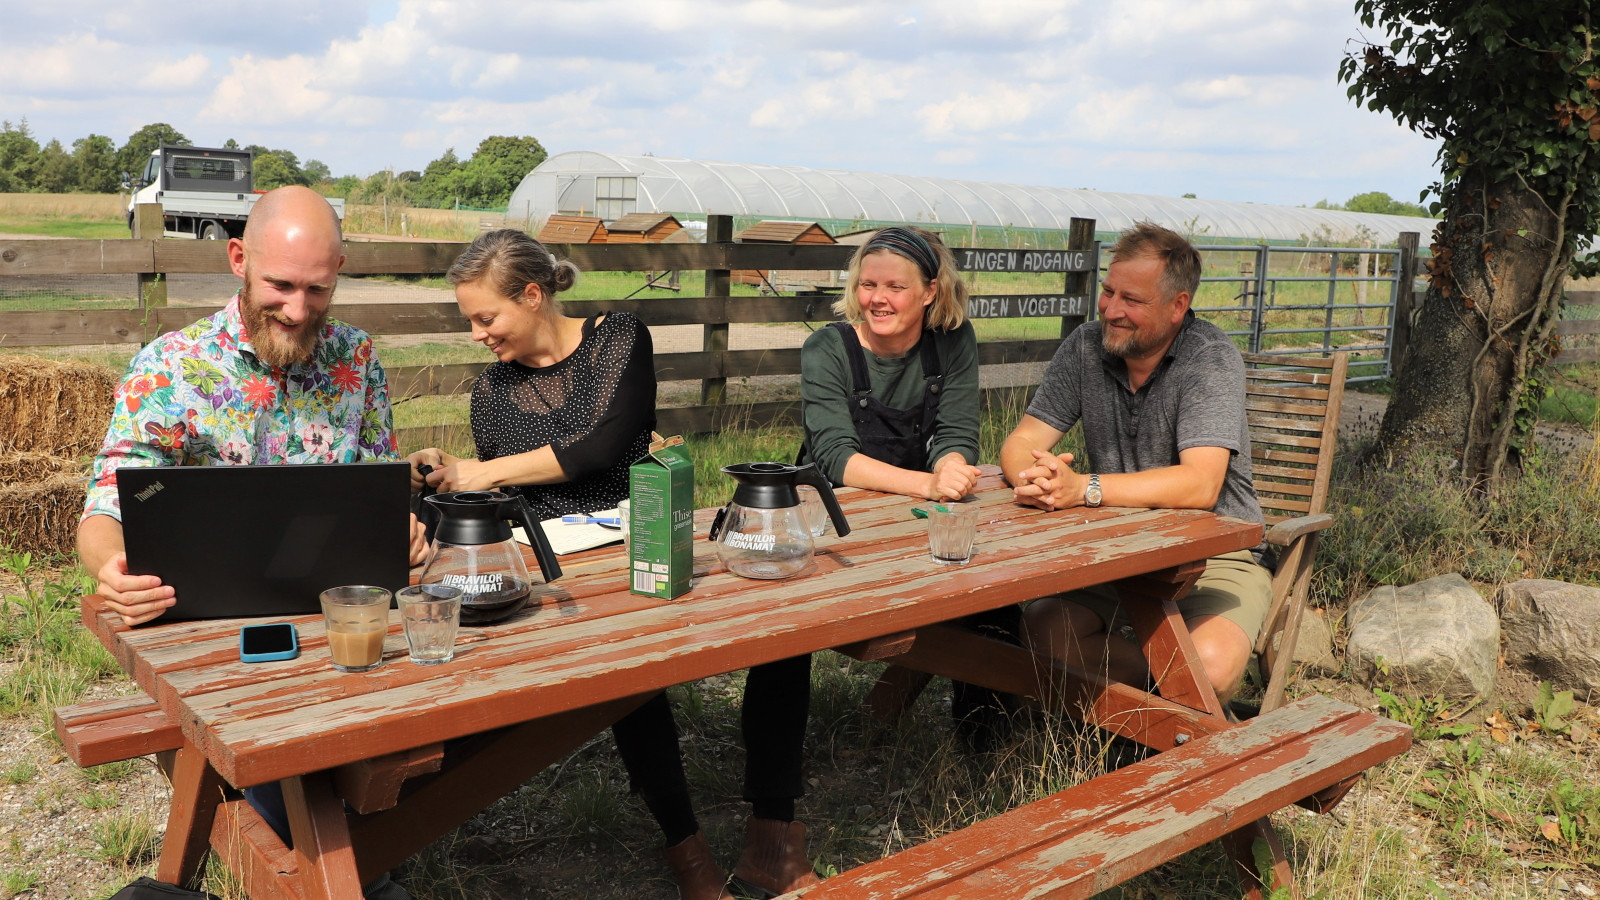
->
[0,34,209,96]
[0,0,1441,207]
[920,84,1046,137]
[200,55,336,125]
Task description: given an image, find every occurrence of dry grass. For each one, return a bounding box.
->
[0,355,116,457]
[0,452,87,560]
[0,193,124,221]
[343,205,521,241]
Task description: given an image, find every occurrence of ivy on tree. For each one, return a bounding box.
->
[1342,1,1600,488]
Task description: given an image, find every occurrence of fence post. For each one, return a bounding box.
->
[134,203,167,343]
[701,214,733,408]
[1250,245,1270,353]
[1061,217,1096,339]
[1391,232,1421,378]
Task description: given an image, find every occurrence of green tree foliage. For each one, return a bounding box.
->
[0,120,40,192]
[33,139,75,193]
[247,145,312,190]
[71,135,119,193]
[1312,191,1431,217]
[1343,1,1600,485]
[1345,191,1430,217]
[115,123,189,182]
[408,136,546,209]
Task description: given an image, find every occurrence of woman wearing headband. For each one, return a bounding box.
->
[799,225,982,498]
[713,228,989,897]
[407,229,733,900]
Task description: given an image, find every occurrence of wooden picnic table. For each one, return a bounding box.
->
[76,468,1406,900]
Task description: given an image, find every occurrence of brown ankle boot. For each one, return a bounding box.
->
[730,817,821,898]
[665,831,733,900]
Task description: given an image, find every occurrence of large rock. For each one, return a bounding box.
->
[1495,579,1600,697]
[1345,573,1498,698]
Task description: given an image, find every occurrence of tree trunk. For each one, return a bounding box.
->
[1375,170,1568,486]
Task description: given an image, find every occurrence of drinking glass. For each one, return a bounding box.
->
[320,585,391,673]
[926,503,980,565]
[397,584,463,665]
[618,499,631,550]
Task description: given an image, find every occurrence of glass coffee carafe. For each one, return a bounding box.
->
[709,463,850,579]
[419,490,562,625]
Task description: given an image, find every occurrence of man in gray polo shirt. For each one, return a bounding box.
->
[1000,222,1270,702]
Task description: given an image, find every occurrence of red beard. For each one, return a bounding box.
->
[239,279,328,368]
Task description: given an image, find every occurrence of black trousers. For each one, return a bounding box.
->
[611,654,811,804]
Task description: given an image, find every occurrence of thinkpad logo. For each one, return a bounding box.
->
[135,481,165,502]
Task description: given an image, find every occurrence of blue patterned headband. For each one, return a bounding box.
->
[864,227,940,282]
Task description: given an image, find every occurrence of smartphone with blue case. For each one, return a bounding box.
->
[239,622,299,663]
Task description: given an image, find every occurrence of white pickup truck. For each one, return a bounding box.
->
[126,145,345,239]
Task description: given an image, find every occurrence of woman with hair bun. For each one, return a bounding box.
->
[408,228,652,515]
[407,229,733,900]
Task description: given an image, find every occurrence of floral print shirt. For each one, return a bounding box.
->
[83,296,397,520]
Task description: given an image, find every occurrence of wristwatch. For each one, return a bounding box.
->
[1084,473,1103,508]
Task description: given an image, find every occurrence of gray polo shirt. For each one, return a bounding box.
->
[1027,313,1266,554]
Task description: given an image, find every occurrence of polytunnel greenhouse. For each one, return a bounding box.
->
[506,151,1436,246]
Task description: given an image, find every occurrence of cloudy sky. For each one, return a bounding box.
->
[1,0,1440,208]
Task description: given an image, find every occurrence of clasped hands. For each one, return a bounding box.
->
[1012,449,1088,510]
[926,453,984,501]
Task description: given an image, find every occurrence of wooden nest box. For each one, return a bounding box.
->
[605,213,683,244]
[733,220,837,290]
[538,215,609,244]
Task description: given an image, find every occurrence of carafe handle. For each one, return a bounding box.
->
[412,463,440,546]
[505,495,563,584]
[796,464,851,537]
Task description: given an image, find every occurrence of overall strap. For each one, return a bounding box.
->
[919,330,945,439]
[918,329,943,379]
[829,322,873,396]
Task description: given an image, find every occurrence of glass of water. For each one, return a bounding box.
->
[396,584,463,665]
[927,503,980,565]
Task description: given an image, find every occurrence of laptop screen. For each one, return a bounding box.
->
[117,462,411,621]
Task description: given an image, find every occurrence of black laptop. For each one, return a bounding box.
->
[118,462,411,621]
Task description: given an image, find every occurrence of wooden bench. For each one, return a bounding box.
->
[783,694,1411,899]
[53,693,182,769]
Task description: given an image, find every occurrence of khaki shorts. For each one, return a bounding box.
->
[1048,550,1273,643]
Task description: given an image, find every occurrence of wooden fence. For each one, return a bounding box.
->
[0,214,1097,445]
[1558,291,1600,364]
[4,214,1596,446]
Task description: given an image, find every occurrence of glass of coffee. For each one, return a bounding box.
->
[396,583,462,665]
[320,585,392,673]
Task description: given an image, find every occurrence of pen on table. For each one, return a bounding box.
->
[910,505,949,519]
[561,514,623,526]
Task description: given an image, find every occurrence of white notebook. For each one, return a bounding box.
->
[513,507,624,556]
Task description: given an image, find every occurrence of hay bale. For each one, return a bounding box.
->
[0,451,88,560]
[0,354,119,457]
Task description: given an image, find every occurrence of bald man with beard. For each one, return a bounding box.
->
[79,186,428,627]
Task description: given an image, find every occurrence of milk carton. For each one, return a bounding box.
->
[629,434,694,599]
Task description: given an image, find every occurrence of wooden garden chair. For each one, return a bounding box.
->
[1243,350,1348,713]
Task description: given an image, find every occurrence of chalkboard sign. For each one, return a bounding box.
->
[952,248,1096,273]
[966,294,1092,319]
